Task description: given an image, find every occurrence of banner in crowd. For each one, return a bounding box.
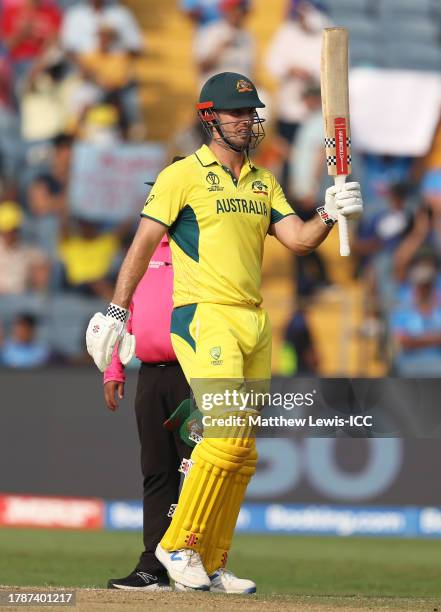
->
[350,68,441,156]
[69,143,166,222]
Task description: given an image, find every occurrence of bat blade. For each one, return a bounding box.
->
[321,27,352,256]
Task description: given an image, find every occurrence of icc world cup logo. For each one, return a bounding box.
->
[206,172,220,185]
[206,171,223,191]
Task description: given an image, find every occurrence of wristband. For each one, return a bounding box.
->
[316,205,336,228]
[106,303,129,323]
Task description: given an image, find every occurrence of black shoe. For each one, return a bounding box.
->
[107,570,171,591]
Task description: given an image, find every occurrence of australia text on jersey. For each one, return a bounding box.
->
[216,198,268,216]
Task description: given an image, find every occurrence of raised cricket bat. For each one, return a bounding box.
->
[321,27,352,257]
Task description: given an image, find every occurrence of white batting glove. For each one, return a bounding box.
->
[324,181,364,222]
[86,303,136,372]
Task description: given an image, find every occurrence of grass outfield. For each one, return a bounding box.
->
[0,529,440,609]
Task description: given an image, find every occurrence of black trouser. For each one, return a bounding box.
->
[134,362,190,576]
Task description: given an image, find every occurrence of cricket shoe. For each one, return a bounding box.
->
[107,570,171,591]
[175,568,256,594]
[155,543,210,590]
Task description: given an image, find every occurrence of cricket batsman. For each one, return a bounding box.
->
[86,72,363,591]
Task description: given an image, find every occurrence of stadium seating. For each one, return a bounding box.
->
[47,294,107,357]
[330,16,378,40]
[384,41,441,71]
[378,0,438,18]
[323,16,382,67]
[323,0,369,14]
[0,294,47,327]
[350,40,384,68]
[380,17,441,45]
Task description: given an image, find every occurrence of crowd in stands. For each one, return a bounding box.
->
[0,0,441,377]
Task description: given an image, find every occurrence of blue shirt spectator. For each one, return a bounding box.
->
[390,256,441,376]
[0,313,50,368]
[181,0,223,26]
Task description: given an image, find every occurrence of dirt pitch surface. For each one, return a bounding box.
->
[0,587,439,612]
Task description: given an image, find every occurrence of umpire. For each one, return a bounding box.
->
[104,231,190,590]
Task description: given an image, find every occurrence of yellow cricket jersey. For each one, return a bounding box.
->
[58,233,119,285]
[141,144,295,307]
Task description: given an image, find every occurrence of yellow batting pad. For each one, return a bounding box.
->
[202,449,257,575]
[160,437,255,553]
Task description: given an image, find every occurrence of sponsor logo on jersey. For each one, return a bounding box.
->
[252,180,268,196]
[216,198,268,216]
[236,79,254,93]
[145,194,155,206]
[206,171,224,192]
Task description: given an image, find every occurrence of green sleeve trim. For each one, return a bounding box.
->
[270,210,296,225]
[169,205,200,263]
[140,213,170,228]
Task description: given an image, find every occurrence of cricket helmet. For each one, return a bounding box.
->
[197,72,266,152]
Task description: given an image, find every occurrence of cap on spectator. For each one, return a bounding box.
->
[0,201,24,233]
[220,0,249,12]
[86,104,119,127]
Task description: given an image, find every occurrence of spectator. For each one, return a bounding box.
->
[27,133,73,257]
[181,0,223,26]
[76,102,122,144]
[355,182,414,315]
[0,0,62,81]
[288,82,324,209]
[0,49,14,111]
[20,47,80,143]
[390,254,441,376]
[61,0,144,55]
[279,308,319,375]
[0,48,20,180]
[58,217,120,299]
[361,154,416,208]
[287,83,329,296]
[266,0,327,148]
[0,313,50,368]
[76,21,143,137]
[78,22,134,87]
[356,182,414,277]
[394,192,441,285]
[193,0,254,84]
[0,200,50,294]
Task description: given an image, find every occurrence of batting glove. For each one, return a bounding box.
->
[324,181,364,222]
[86,303,136,372]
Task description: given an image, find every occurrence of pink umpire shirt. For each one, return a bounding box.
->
[103,236,176,384]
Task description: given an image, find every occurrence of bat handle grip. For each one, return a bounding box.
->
[334,175,350,257]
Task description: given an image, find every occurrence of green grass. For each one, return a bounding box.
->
[0,528,440,601]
